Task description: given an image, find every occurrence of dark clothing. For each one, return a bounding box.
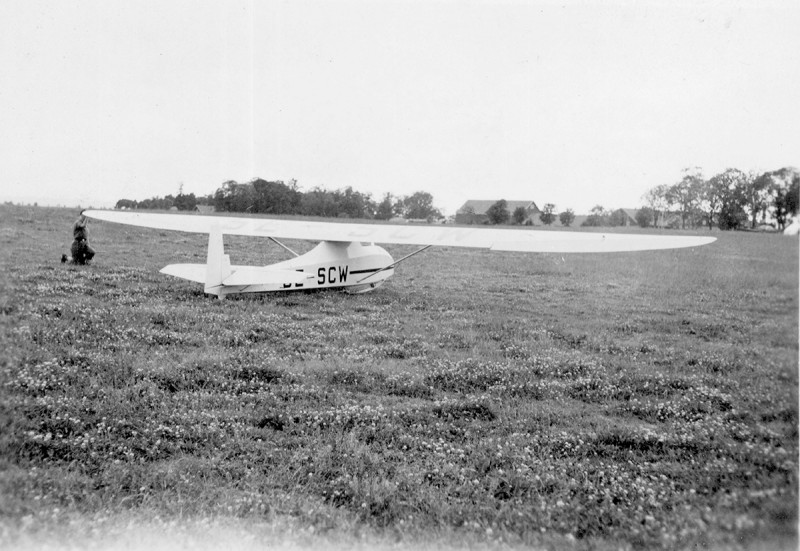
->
[73,219,88,241]
[71,239,95,265]
[70,217,94,264]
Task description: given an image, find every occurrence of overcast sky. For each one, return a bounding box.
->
[2,0,798,215]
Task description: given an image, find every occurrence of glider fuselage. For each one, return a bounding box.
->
[243,241,394,295]
[193,231,395,298]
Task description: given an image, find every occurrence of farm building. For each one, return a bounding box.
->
[194,205,216,214]
[455,200,540,225]
[618,208,639,227]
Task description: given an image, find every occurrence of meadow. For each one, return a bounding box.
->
[0,204,797,550]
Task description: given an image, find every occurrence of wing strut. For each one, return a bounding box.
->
[357,245,431,283]
[268,237,300,257]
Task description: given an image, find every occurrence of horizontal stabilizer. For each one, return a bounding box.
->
[161,264,207,283]
[222,268,313,287]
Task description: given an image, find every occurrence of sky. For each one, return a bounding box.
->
[2,0,798,215]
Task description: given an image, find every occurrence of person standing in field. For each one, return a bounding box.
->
[66,212,95,265]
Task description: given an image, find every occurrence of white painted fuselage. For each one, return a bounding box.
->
[202,240,394,298]
[244,241,393,295]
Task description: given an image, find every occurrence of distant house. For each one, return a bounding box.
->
[194,205,216,214]
[455,200,540,225]
[658,211,683,229]
[619,208,639,227]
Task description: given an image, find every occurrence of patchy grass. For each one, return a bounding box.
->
[0,204,797,550]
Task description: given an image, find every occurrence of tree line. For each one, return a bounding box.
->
[477,166,798,230]
[641,166,799,230]
[480,166,798,230]
[478,200,577,227]
[117,166,798,231]
[115,179,443,221]
[480,200,636,228]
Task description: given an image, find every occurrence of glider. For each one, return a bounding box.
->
[84,210,716,299]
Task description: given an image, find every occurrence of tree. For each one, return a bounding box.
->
[718,199,748,230]
[137,195,174,210]
[460,205,476,224]
[559,209,575,227]
[512,206,528,225]
[643,184,669,228]
[486,200,510,225]
[173,192,197,211]
[401,191,441,221]
[666,169,704,229]
[706,169,748,230]
[539,203,556,225]
[251,179,301,214]
[746,172,775,228]
[335,187,375,218]
[635,207,654,228]
[300,187,338,217]
[115,199,138,210]
[703,173,730,230]
[196,194,214,207]
[770,167,800,229]
[582,205,607,227]
[375,193,397,220]
[213,180,256,212]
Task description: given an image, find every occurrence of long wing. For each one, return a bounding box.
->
[84,210,716,253]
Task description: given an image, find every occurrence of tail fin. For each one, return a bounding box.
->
[204,224,231,298]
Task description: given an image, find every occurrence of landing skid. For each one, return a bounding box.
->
[345,280,387,294]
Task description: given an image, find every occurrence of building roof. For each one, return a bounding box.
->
[457,200,539,214]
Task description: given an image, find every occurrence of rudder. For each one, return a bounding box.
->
[205,224,231,297]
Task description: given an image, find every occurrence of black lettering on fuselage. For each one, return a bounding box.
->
[317,266,349,286]
[284,269,305,289]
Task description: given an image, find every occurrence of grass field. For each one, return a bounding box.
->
[1,204,797,550]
